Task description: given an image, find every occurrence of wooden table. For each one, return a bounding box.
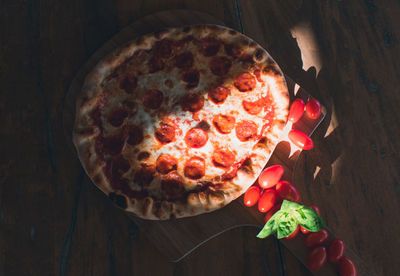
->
[1,1,399,275]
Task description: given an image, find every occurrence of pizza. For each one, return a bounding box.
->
[73,24,289,220]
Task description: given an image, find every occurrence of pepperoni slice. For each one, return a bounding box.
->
[126,125,143,146]
[242,99,264,115]
[224,43,244,58]
[175,52,194,69]
[174,35,194,51]
[185,128,208,148]
[155,39,173,58]
[134,164,155,188]
[208,86,229,104]
[131,49,146,64]
[240,54,254,64]
[213,114,236,134]
[234,73,257,92]
[107,155,131,179]
[103,135,125,155]
[142,89,163,109]
[200,38,220,56]
[161,171,185,200]
[155,121,176,144]
[181,69,200,89]
[148,55,164,73]
[106,156,130,189]
[119,76,137,93]
[184,157,205,180]
[210,56,232,76]
[156,154,178,174]
[212,149,235,168]
[235,120,258,141]
[180,94,204,112]
[108,109,128,127]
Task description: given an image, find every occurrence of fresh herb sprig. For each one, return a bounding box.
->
[257,200,325,239]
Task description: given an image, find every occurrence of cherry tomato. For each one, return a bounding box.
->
[275,181,301,203]
[327,239,345,263]
[288,98,305,123]
[243,186,261,207]
[306,98,322,119]
[258,189,278,213]
[300,227,310,234]
[288,129,314,150]
[306,246,327,271]
[301,205,321,234]
[338,257,357,276]
[264,202,282,223]
[309,205,321,215]
[284,225,300,240]
[305,229,329,248]
[258,165,284,189]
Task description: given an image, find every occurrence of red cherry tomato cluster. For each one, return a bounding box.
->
[328,239,345,263]
[244,98,356,274]
[288,97,321,123]
[288,98,305,123]
[258,165,284,189]
[258,189,278,212]
[339,257,357,276]
[287,97,322,150]
[243,164,302,240]
[244,165,302,212]
[304,229,356,274]
[276,181,302,203]
[306,98,322,119]
[243,186,260,207]
[288,129,314,150]
[307,246,327,271]
[305,229,329,248]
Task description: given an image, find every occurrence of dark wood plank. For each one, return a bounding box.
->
[0,1,58,275]
[174,227,281,276]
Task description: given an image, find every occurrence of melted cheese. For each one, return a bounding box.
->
[99,33,288,199]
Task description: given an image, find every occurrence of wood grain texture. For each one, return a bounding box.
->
[1,0,400,275]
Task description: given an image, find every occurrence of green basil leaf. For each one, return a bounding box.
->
[276,213,299,239]
[296,207,325,232]
[281,200,302,212]
[256,210,285,239]
[256,201,326,240]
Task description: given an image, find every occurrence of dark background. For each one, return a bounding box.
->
[1,0,399,275]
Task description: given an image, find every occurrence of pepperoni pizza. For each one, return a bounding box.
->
[73,25,289,220]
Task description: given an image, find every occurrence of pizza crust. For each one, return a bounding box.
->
[73,24,289,220]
